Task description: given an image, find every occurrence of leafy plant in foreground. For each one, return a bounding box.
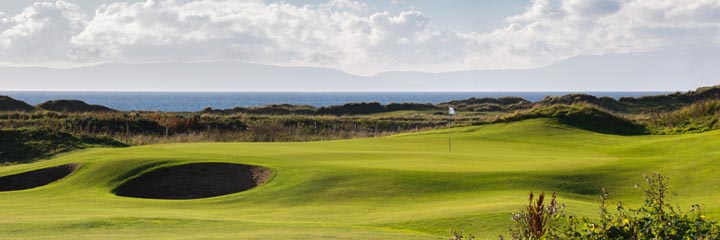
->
[449,229,475,240]
[454,173,720,239]
[559,173,720,240]
[508,192,565,239]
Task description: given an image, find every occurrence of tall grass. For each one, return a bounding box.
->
[0,111,474,145]
[646,100,720,134]
[481,104,647,135]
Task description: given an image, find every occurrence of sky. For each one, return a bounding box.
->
[0,0,718,91]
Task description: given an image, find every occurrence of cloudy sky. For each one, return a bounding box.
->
[0,0,718,90]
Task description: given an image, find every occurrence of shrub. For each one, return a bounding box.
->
[647,100,720,134]
[508,192,565,239]
[556,173,720,240]
[449,229,475,240]
[317,102,386,115]
[454,173,720,239]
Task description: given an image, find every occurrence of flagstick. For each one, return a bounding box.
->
[448,124,452,151]
[448,107,455,152]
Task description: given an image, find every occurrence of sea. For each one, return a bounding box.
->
[0,91,671,112]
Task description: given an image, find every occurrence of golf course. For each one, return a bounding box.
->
[1,118,719,239]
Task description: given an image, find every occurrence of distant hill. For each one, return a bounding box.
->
[0,96,35,112]
[204,102,439,115]
[202,104,318,115]
[438,97,532,112]
[0,48,717,91]
[37,100,116,113]
[537,85,720,112]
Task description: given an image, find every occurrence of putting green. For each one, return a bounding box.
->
[1,118,720,239]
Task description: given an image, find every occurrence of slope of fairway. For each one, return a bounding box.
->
[1,118,720,239]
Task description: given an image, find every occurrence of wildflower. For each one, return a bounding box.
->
[622,219,629,225]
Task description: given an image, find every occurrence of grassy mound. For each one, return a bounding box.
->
[439,97,532,112]
[647,100,720,134]
[494,104,647,135]
[0,164,77,191]
[539,94,625,111]
[114,162,270,199]
[0,129,125,164]
[202,104,317,115]
[0,96,35,112]
[37,100,116,113]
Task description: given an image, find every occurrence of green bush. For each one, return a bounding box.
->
[549,173,720,240]
[452,173,720,239]
[647,100,720,134]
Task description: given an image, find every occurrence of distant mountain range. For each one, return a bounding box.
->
[1,48,717,91]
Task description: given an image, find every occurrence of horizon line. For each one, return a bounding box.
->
[0,90,683,93]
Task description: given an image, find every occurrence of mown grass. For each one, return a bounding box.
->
[1,118,720,239]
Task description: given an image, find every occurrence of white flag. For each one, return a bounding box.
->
[448,107,456,115]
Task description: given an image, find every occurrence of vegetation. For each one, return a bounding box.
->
[316,102,440,115]
[2,119,720,238]
[3,86,720,238]
[0,96,35,112]
[534,86,720,113]
[476,173,720,239]
[0,110,457,144]
[0,128,124,164]
[203,102,440,115]
[6,85,720,164]
[202,104,317,115]
[491,104,647,135]
[36,99,117,112]
[437,97,532,113]
[539,94,625,112]
[506,192,563,240]
[646,100,720,134]
[0,108,462,163]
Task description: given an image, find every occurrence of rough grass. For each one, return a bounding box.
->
[647,100,720,134]
[492,104,647,135]
[1,119,720,239]
[0,129,125,164]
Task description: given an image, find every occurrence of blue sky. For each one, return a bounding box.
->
[0,0,718,91]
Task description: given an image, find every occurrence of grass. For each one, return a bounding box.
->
[646,100,720,134]
[1,118,720,239]
[0,129,125,164]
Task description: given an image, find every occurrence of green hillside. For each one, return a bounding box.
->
[0,129,125,164]
[1,119,719,239]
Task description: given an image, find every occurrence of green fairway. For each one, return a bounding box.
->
[2,118,720,239]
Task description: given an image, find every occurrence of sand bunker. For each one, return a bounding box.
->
[114,162,270,199]
[0,164,78,191]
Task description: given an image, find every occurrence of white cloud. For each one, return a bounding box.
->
[0,0,718,75]
[477,0,720,69]
[0,1,86,65]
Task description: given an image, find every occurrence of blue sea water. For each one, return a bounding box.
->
[0,91,671,112]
